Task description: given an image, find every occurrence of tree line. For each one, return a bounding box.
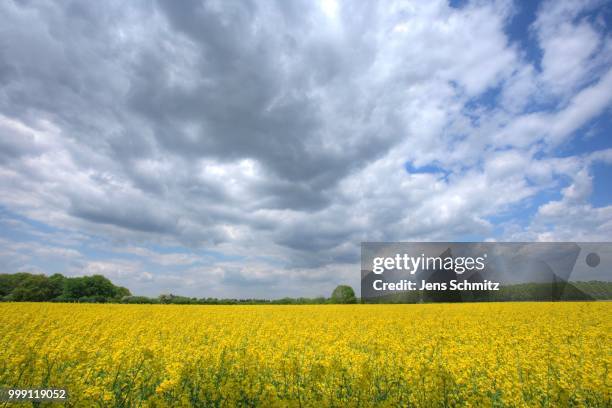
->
[0,273,358,304]
[1,272,611,304]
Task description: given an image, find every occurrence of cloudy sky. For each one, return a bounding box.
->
[1,0,611,298]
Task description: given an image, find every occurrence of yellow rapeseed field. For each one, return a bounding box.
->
[0,302,609,407]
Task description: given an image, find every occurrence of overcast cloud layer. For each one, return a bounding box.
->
[1,0,611,297]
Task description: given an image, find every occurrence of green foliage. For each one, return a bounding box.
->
[567,281,612,299]
[486,281,612,302]
[0,272,131,302]
[330,285,357,304]
[121,296,159,304]
[115,286,131,298]
[1,271,610,305]
[0,272,36,297]
[10,274,62,301]
[63,275,121,299]
[158,294,195,304]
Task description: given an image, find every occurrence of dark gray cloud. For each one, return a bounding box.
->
[128,0,398,192]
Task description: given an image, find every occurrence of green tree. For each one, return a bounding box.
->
[62,275,127,300]
[115,286,132,298]
[48,274,66,298]
[10,274,56,301]
[0,272,35,297]
[331,285,357,304]
[62,277,88,299]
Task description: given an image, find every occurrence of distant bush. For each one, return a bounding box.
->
[78,295,109,303]
[331,285,357,304]
[121,296,159,304]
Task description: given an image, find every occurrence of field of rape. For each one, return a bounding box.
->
[0,302,609,407]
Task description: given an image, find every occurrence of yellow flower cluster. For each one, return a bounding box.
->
[0,302,609,407]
